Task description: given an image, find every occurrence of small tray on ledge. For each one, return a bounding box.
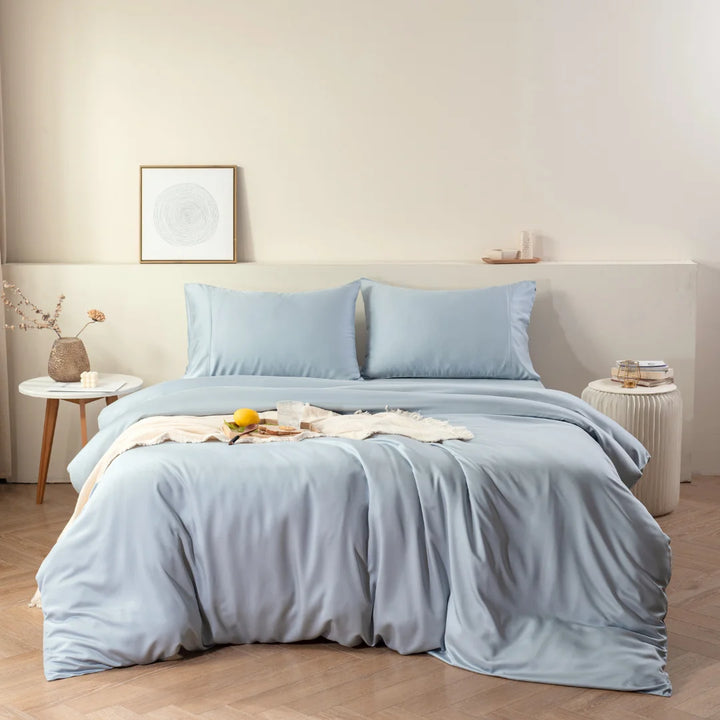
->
[481,257,541,264]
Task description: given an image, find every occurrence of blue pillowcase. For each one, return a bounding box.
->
[361,279,539,380]
[183,279,539,382]
[184,282,361,379]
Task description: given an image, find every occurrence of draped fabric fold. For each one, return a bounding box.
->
[0,66,13,480]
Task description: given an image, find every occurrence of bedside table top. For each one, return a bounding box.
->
[586,378,678,395]
[19,373,143,400]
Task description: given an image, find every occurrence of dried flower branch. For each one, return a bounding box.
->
[1,281,106,339]
[2,281,64,337]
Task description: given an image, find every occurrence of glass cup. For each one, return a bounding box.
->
[276,400,306,429]
[618,360,640,388]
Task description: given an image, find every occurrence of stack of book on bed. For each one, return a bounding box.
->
[611,361,674,387]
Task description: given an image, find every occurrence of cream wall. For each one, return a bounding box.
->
[0,0,718,470]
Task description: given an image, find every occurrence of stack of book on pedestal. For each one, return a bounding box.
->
[611,360,674,387]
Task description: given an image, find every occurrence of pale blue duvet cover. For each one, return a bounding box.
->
[38,377,671,694]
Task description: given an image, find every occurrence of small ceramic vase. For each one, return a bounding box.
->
[48,337,90,382]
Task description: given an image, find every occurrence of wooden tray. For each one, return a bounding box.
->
[221,418,314,441]
[482,257,541,264]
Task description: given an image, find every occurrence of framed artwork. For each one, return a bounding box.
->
[140,165,237,263]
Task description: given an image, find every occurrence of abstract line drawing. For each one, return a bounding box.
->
[153,183,219,247]
[140,166,237,263]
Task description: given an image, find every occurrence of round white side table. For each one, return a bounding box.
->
[19,374,143,504]
[581,379,682,517]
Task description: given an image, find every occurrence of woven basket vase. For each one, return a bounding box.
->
[48,337,90,382]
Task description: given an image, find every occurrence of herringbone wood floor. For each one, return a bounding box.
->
[1,479,720,720]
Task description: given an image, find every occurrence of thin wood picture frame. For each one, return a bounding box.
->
[140,165,237,263]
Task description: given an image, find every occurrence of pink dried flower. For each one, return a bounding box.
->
[75,308,107,337]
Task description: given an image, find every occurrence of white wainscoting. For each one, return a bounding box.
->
[3,261,696,486]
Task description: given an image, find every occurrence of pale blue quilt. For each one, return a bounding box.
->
[38,377,671,694]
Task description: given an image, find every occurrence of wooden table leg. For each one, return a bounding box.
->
[105,395,118,406]
[37,398,59,504]
[79,400,89,447]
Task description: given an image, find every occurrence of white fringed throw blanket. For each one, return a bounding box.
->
[29,407,471,607]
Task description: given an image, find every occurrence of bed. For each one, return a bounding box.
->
[35,279,672,695]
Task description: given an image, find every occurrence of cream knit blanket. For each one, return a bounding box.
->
[30,406,471,607]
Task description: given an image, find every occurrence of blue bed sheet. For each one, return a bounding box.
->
[38,377,670,694]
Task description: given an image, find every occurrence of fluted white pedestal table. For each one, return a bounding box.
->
[581,379,682,517]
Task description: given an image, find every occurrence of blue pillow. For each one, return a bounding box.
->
[185,282,361,379]
[361,279,539,380]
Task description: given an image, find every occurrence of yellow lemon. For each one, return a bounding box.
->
[233,408,260,427]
